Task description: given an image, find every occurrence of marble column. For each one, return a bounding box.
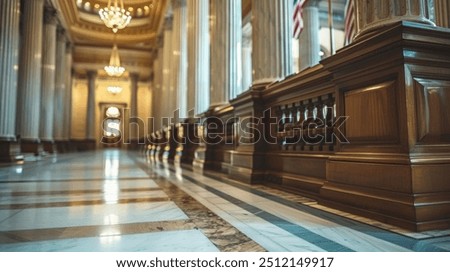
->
[299,1,320,71]
[53,27,67,152]
[354,0,435,39]
[40,7,58,153]
[210,0,242,104]
[161,17,173,128]
[241,23,252,92]
[435,0,450,28]
[17,0,45,154]
[187,0,210,116]
[63,42,73,150]
[171,0,188,121]
[152,36,164,132]
[252,0,293,83]
[86,70,97,148]
[0,0,22,161]
[129,72,139,146]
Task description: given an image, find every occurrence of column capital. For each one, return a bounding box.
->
[65,41,73,52]
[57,26,66,42]
[86,70,97,79]
[164,16,173,30]
[44,7,58,25]
[129,72,139,82]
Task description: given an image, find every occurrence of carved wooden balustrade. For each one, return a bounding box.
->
[152,22,450,231]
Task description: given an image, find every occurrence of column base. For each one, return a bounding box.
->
[42,140,57,154]
[0,139,24,162]
[20,139,44,156]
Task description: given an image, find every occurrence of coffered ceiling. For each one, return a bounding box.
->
[50,0,168,80]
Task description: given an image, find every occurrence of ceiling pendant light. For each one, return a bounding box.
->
[99,0,132,33]
[107,86,123,95]
[105,43,125,77]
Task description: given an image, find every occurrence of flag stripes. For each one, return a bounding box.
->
[344,0,355,45]
[293,0,306,39]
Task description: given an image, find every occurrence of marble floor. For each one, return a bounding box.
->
[0,149,449,252]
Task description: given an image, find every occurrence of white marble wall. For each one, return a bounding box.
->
[0,0,20,140]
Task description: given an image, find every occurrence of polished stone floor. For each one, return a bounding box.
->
[0,149,449,252]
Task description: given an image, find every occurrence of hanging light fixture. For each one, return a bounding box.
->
[99,0,132,33]
[105,44,125,77]
[107,86,123,95]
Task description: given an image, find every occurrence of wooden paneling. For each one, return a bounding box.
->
[414,78,450,144]
[344,81,399,143]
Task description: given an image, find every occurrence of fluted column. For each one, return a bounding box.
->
[53,27,67,143]
[252,0,293,83]
[355,0,435,39]
[0,0,21,161]
[152,36,164,132]
[86,70,97,142]
[210,0,242,103]
[162,16,173,127]
[171,0,188,121]
[63,42,73,144]
[17,0,45,154]
[187,0,210,115]
[435,0,450,28]
[40,7,58,153]
[299,1,320,70]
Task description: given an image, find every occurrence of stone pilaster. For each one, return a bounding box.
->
[0,0,22,161]
[299,1,320,71]
[354,0,435,39]
[17,0,45,154]
[252,0,293,83]
[161,17,173,128]
[210,0,242,103]
[40,7,58,153]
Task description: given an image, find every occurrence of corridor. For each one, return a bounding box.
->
[0,150,449,252]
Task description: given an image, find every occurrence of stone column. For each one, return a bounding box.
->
[54,27,67,151]
[299,1,320,71]
[435,0,450,28]
[17,0,45,154]
[161,17,173,128]
[354,0,435,39]
[252,0,293,83]
[86,70,97,149]
[187,0,210,115]
[152,36,164,133]
[241,23,252,92]
[40,7,58,153]
[171,0,188,121]
[210,0,242,103]
[63,42,73,151]
[0,0,22,161]
[129,72,139,148]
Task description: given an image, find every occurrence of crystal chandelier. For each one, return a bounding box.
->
[107,86,123,95]
[99,0,132,33]
[105,44,125,77]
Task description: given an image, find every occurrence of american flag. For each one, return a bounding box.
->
[344,0,356,45]
[293,0,306,39]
